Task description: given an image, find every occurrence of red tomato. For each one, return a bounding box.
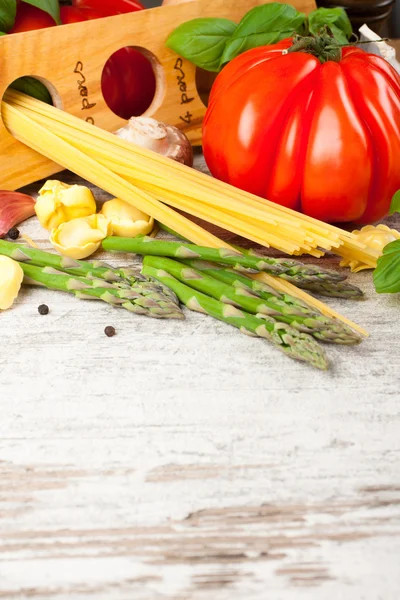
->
[72,0,145,16]
[60,6,105,24]
[101,48,156,119]
[203,39,400,224]
[10,3,56,33]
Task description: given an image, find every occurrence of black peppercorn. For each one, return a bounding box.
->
[7,227,20,240]
[104,326,116,337]
[38,304,49,315]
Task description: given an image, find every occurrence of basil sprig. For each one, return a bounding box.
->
[220,4,306,65]
[308,7,352,45]
[166,2,352,72]
[374,239,400,294]
[166,18,237,72]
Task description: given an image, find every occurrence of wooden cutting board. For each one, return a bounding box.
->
[0,0,316,191]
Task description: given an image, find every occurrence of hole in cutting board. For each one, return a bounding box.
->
[3,76,63,108]
[195,68,218,108]
[101,46,165,120]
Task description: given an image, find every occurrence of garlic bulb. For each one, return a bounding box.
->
[115,116,193,166]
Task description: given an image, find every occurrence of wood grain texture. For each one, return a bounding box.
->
[0,0,317,190]
[0,152,400,599]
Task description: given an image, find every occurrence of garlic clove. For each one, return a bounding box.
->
[50,214,111,259]
[115,116,193,167]
[100,198,154,238]
[0,256,24,310]
[0,191,36,238]
[36,180,97,231]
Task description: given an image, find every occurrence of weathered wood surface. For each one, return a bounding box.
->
[1,149,400,599]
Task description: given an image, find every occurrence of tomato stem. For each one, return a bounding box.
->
[287,34,342,63]
[287,33,390,64]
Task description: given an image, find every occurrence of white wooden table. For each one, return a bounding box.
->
[1,137,400,597]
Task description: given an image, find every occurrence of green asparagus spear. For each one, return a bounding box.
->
[244,247,348,284]
[234,246,363,297]
[142,259,328,370]
[291,280,364,299]
[178,259,361,344]
[20,263,184,319]
[102,236,347,283]
[0,239,179,306]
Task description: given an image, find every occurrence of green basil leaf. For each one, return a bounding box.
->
[11,76,52,104]
[308,7,352,43]
[21,0,60,25]
[0,0,16,33]
[373,240,400,293]
[382,239,400,257]
[390,189,400,215]
[166,18,237,72]
[326,23,349,45]
[220,3,305,66]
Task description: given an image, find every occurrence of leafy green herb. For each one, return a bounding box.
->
[166,18,237,72]
[390,190,400,215]
[220,4,305,66]
[308,7,352,45]
[166,2,353,72]
[21,0,60,25]
[373,239,400,294]
[0,0,16,33]
[11,77,52,104]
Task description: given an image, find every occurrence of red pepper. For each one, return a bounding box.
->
[9,3,56,33]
